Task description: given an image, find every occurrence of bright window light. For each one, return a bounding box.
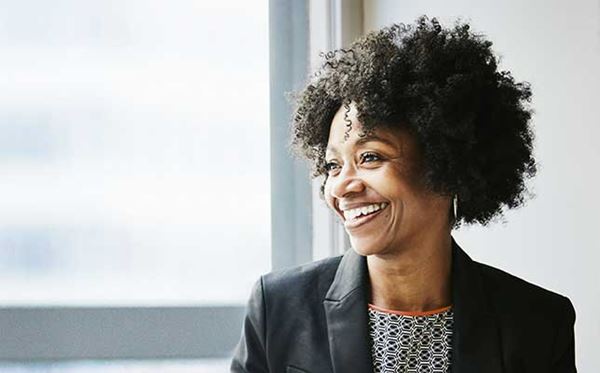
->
[0,0,270,306]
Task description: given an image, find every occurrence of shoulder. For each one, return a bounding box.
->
[260,255,343,300]
[474,260,575,321]
[472,259,576,367]
[248,255,344,318]
[241,256,344,333]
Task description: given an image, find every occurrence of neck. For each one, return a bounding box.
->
[367,232,452,312]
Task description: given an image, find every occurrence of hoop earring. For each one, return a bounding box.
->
[453,195,458,220]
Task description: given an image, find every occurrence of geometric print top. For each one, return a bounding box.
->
[367,303,454,373]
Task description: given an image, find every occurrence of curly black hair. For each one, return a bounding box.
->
[289,16,536,227]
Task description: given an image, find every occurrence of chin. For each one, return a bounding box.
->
[348,237,381,257]
[348,231,398,257]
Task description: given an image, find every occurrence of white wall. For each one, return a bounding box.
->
[363,0,600,370]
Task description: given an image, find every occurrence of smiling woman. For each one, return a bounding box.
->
[230,16,576,373]
[324,103,451,262]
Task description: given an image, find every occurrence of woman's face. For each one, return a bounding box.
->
[323,103,451,257]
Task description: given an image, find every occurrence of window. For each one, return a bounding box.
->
[0,0,271,307]
[0,0,295,364]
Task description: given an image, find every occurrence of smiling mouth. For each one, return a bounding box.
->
[343,204,388,230]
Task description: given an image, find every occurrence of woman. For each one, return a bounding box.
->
[231,16,576,373]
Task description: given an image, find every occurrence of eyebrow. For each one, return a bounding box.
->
[326,134,397,154]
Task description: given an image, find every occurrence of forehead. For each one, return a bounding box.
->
[325,103,402,154]
[325,131,399,154]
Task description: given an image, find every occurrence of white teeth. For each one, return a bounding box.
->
[343,203,388,220]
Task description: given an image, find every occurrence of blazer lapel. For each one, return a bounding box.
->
[322,237,504,373]
[451,237,504,373]
[323,248,373,373]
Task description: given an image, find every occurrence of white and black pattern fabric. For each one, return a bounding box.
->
[367,305,454,373]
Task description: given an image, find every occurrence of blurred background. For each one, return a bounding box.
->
[0,0,598,371]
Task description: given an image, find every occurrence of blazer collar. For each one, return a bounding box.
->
[322,237,504,373]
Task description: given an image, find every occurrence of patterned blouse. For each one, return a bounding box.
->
[367,303,454,373]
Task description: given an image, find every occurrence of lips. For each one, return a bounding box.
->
[344,204,387,230]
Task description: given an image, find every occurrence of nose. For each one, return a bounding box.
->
[328,163,366,199]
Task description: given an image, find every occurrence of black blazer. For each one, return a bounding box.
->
[230,238,576,372]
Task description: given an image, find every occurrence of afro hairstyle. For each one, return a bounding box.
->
[289,16,536,227]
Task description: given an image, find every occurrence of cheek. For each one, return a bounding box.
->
[323,178,334,208]
[374,169,407,197]
[382,164,422,196]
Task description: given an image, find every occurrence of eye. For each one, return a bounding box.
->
[323,153,382,176]
[324,161,340,173]
[361,152,381,163]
